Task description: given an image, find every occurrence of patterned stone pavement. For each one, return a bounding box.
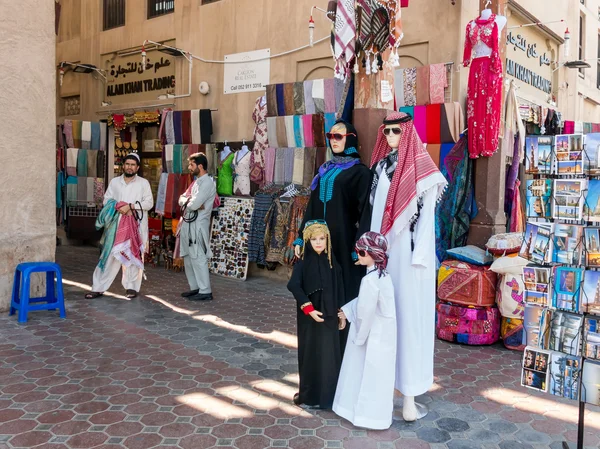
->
[0,246,599,449]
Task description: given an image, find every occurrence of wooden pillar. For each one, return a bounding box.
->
[467,0,510,246]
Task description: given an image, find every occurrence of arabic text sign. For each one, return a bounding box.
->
[104,48,176,104]
[223,49,270,94]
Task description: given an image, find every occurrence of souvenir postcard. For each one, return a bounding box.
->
[583,270,600,315]
[555,135,584,175]
[584,133,600,175]
[526,179,553,219]
[584,228,600,267]
[540,310,583,356]
[524,305,545,347]
[555,134,584,153]
[584,317,600,360]
[523,266,551,307]
[525,136,553,175]
[549,352,581,400]
[553,224,583,265]
[522,346,551,392]
[553,179,586,221]
[584,179,600,223]
[552,266,583,313]
[582,360,600,405]
[520,222,553,264]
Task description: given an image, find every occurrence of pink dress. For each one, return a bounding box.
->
[463,15,503,159]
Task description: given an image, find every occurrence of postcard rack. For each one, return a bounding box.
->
[520,132,600,449]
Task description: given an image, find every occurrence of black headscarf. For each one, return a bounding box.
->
[329,119,360,159]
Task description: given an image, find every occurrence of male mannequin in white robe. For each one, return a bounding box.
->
[179,153,216,301]
[369,113,447,421]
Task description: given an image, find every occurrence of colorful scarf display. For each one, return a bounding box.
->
[429,63,447,105]
[95,199,119,271]
[112,201,144,270]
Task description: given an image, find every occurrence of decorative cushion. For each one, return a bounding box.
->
[447,245,493,266]
[436,303,500,345]
[438,259,497,307]
[485,232,524,256]
[489,254,529,276]
[500,317,525,351]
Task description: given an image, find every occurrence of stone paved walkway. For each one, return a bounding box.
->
[0,246,598,449]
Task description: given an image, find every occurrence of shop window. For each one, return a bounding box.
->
[63,96,81,116]
[148,0,174,19]
[103,0,126,30]
[579,14,586,76]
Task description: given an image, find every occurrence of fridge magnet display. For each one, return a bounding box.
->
[522,346,551,392]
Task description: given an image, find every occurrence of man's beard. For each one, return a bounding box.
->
[124,172,136,178]
[193,168,200,176]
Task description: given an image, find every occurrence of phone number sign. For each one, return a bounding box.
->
[224,49,270,94]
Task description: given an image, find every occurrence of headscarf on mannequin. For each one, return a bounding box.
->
[370,111,447,238]
[355,231,389,277]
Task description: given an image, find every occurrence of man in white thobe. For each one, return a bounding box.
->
[179,153,216,301]
[86,153,154,299]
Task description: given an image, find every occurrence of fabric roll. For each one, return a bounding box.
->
[395,69,405,108]
[313,79,325,113]
[266,84,278,116]
[86,150,97,177]
[66,148,78,176]
[429,63,446,105]
[313,114,326,147]
[413,106,427,143]
[399,106,415,118]
[155,173,169,215]
[64,120,74,148]
[77,177,87,204]
[284,83,295,116]
[416,66,430,105]
[81,121,92,149]
[76,149,88,176]
[285,116,296,147]
[165,110,175,145]
[324,78,336,113]
[72,120,82,148]
[334,78,345,113]
[303,80,316,114]
[91,123,101,150]
[302,147,317,187]
[99,122,107,152]
[324,112,337,148]
[293,115,304,147]
[97,151,105,178]
[86,177,95,205]
[264,147,276,184]
[426,144,441,168]
[165,145,174,173]
[191,110,201,144]
[293,82,306,115]
[274,148,286,184]
[403,68,417,106]
[266,117,279,148]
[173,111,183,144]
[66,176,78,206]
[293,148,305,185]
[181,110,192,144]
[276,116,287,148]
[302,115,314,147]
[315,147,327,170]
[426,104,442,144]
[283,147,295,183]
[173,145,182,174]
[440,143,454,176]
[199,109,213,143]
[276,84,286,116]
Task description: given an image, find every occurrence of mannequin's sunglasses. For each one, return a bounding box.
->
[355,248,368,257]
[383,127,402,136]
[326,132,356,141]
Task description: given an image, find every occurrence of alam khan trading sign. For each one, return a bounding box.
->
[104,49,176,104]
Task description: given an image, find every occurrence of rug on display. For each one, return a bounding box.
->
[209,197,254,280]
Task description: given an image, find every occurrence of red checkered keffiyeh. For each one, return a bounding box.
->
[111,201,144,270]
[370,112,446,237]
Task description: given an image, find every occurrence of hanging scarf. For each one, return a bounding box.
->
[112,201,144,270]
[370,111,447,237]
[332,0,357,78]
[95,199,120,271]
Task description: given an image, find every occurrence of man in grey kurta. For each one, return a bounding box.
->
[179,153,216,301]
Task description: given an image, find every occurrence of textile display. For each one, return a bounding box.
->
[402,67,417,106]
[436,303,501,345]
[66,148,78,176]
[266,114,327,152]
[64,120,74,148]
[332,0,357,78]
[400,103,463,145]
[266,117,278,148]
[233,150,251,196]
[264,148,276,184]
[284,83,295,116]
[463,15,503,158]
[415,66,430,106]
[66,176,102,207]
[160,109,213,146]
[437,259,498,307]
[285,116,296,147]
[248,191,278,265]
[81,121,92,149]
[426,104,442,144]
[265,79,343,117]
[276,116,287,148]
[209,197,254,280]
[429,63,447,105]
[111,201,144,270]
[86,150,98,177]
[250,96,269,186]
[412,106,427,143]
[76,148,88,177]
[72,120,82,148]
[500,317,525,351]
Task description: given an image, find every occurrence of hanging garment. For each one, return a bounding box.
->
[293,115,305,147]
[266,84,278,117]
[64,120,74,148]
[100,122,107,152]
[248,191,277,264]
[402,68,417,106]
[276,84,286,116]
[173,111,183,144]
[283,83,295,116]
[429,63,447,105]
[173,145,182,174]
[199,109,213,143]
[191,109,201,144]
[303,115,315,147]
[324,79,336,113]
[165,110,175,145]
[285,116,296,147]
[251,96,269,186]
[155,173,169,215]
[81,121,92,149]
[282,195,311,266]
[463,15,503,158]
[313,80,326,114]
[233,149,251,196]
[283,147,295,184]
[72,120,82,148]
[274,148,286,184]
[276,116,287,148]
[502,81,526,162]
[413,106,427,143]
[332,0,357,78]
[181,110,192,144]
[217,152,234,196]
[313,114,326,147]
[165,145,174,173]
[303,80,316,115]
[66,176,78,206]
[303,147,318,187]
[415,66,430,106]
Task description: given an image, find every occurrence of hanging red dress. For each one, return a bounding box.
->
[463,15,503,159]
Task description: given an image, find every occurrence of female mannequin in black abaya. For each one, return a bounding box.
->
[293,120,372,306]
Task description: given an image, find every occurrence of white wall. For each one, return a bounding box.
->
[0,0,57,310]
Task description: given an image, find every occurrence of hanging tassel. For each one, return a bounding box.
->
[377,53,384,71]
[365,53,371,75]
[353,60,360,74]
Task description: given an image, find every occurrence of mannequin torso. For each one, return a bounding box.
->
[470,10,506,59]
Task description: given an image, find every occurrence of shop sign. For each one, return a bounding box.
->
[506,60,552,94]
[104,46,176,104]
[223,49,270,94]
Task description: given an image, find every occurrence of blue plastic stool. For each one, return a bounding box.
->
[9,262,67,323]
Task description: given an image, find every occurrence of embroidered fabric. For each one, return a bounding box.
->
[463,14,501,73]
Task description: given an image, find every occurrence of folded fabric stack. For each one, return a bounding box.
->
[395,63,449,107]
[161,109,213,145]
[66,176,104,207]
[154,173,193,218]
[63,120,107,150]
[265,78,345,117]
